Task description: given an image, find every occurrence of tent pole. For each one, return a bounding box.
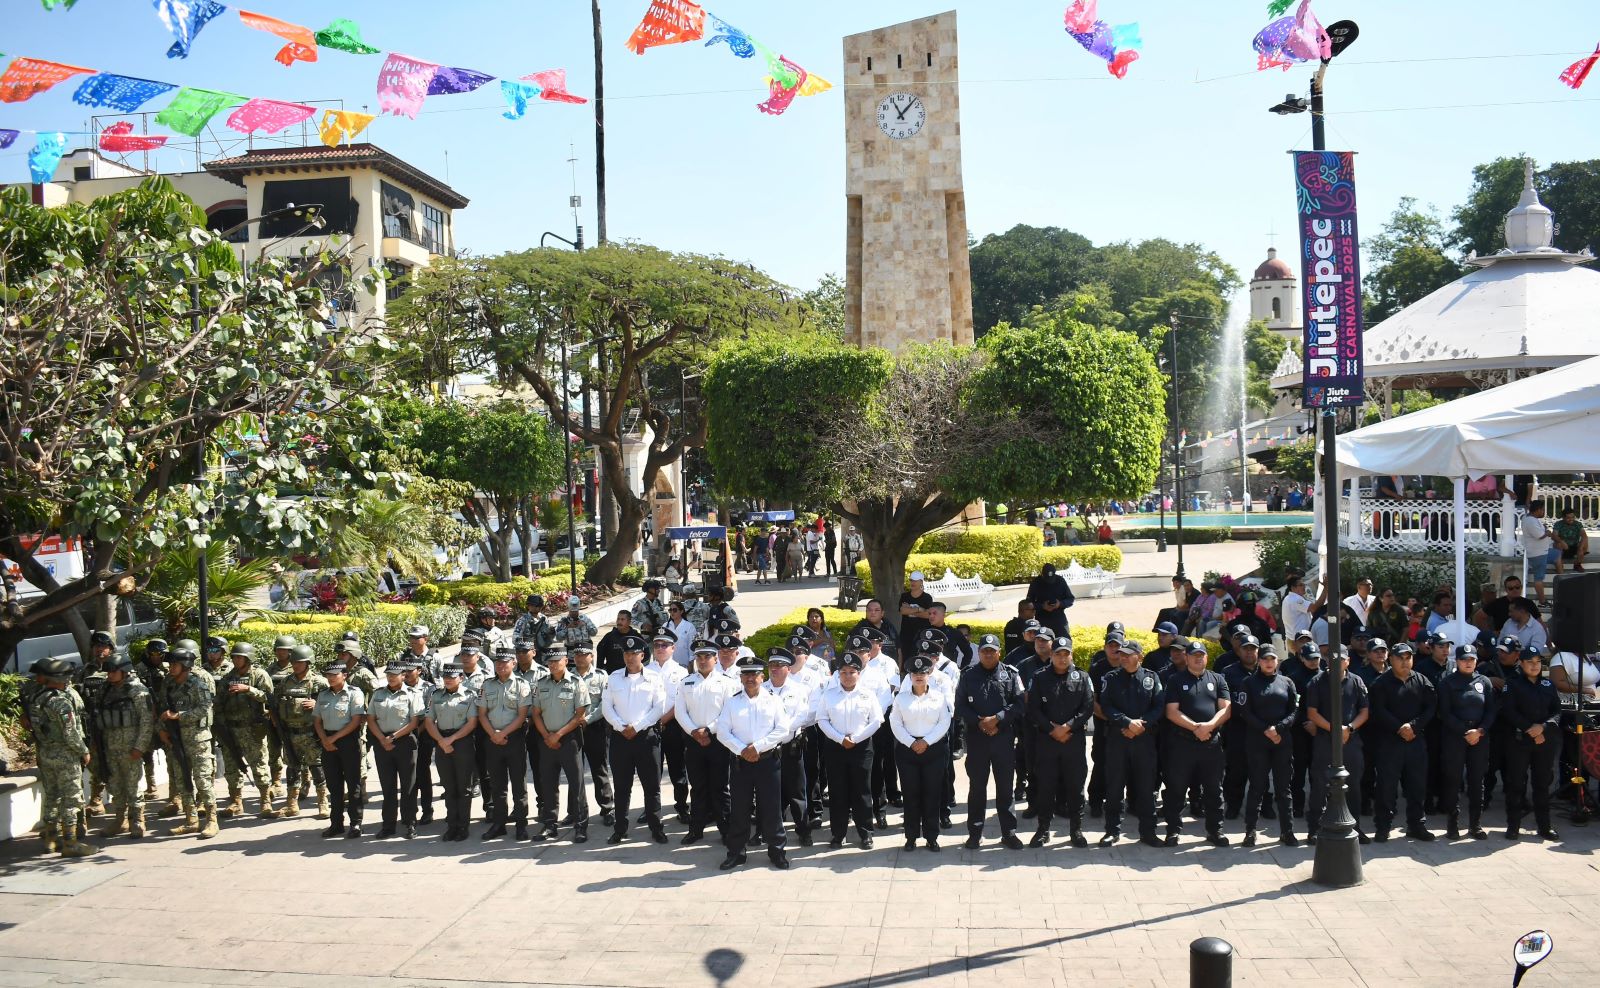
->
[1454,477,1468,643]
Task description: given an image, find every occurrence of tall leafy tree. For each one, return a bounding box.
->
[1364,197,1462,324]
[1450,156,1600,258]
[969,224,1097,332]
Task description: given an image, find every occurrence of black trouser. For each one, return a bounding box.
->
[536,732,588,830]
[661,721,689,811]
[436,733,475,833]
[1291,724,1315,813]
[472,725,494,817]
[1032,732,1087,835]
[823,736,873,839]
[582,720,614,816]
[611,727,663,834]
[1245,736,1294,834]
[1018,728,1035,804]
[683,732,730,833]
[1222,724,1250,812]
[527,728,549,813]
[871,722,898,810]
[964,728,1018,837]
[779,739,810,835]
[896,739,948,842]
[373,733,418,827]
[484,728,529,828]
[1504,733,1558,831]
[1307,734,1364,833]
[1439,732,1491,826]
[321,733,363,828]
[1103,731,1158,839]
[1088,719,1109,805]
[414,730,436,821]
[804,726,824,823]
[1357,723,1379,812]
[1164,737,1224,834]
[1424,721,1444,810]
[727,750,784,852]
[1374,736,1428,832]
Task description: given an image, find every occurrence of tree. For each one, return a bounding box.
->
[800,273,847,339]
[0,179,392,659]
[1363,198,1462,324]
[325,491,439,582]
[706,325,1162,605]
[1450,156,1600,259]
[969,225,1097,333]
[390,244,801,587]
[1272,440,1316,484]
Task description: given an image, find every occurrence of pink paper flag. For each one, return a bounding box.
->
[1560,45,1600,89]
[757,55,807,116]
[239,9,319,66]
[1063,0,1099,35]
[521,69,588,105]
[226,98,317,135]
[0,57,96,103]
[377,53,439,119]
[99,120,169,153]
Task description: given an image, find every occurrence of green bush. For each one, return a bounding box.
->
[855,527,1124,596]
[617,563,645,588]
[914,530,958,552]
[1040,545,1123,573]
[143,602,468,672]
[1114,526,1233,544]
[854,553,986,596]
[1339,553,1489,608]
[1255,528,1314,586]
[411,582,445,605]
[952,526,1044,584]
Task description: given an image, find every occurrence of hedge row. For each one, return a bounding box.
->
[133,602,468,671]
[855,526,1122,595]
[411,563,646,609]
[746,606,1220,672]
[1115,526,1233,544]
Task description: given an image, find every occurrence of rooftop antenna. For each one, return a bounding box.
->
[444,149,450,184]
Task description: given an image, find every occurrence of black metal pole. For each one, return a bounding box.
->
[1308,60,1362,889]
[1158,424,1168,552]
[562,343,578,592]
[679,372,689,577]
[192,280,209,649]
[1169,313,1186,579]
[1189,937,1233,988]
[591,0,607,247]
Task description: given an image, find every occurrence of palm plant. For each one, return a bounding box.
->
[325,491,438,583]
[143,542,274,639]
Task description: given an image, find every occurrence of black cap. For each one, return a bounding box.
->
[1154,621,1179,635]
[1106,621,1125,634]
[1259,646,1279,659]
[977,633,1001,651]
[1367,637,1389,651]
[1023,618,1041,632]
[919,628,948,647]
[845,633,871,652]
[324,662,347,675]
[858,626,886,643]
[441,664,463,677]
[766,647,795,667]
[712,617,742,634]
[1051,639,1073,654]
[839,653,865,670]
[1239,635,1260,648]
[1392,642,1415,656]
[1186,640,1208,655]
[736,654,765,674]
[1298,643,1321,662]
[1119,639,1146,656]
[1496,636,1521,652]
[905,653,935,674]
[525,594,545,609]
[545,644,569,662]
[1034,627,1056,642]
[714,633,741,650]
[651,628,678,644]
[1454,645,1477,660]
[620,635,647,653]
[572,640,595,654]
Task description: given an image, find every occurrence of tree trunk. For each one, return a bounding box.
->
[518,495,535,578]
[840,494,965,633]
[589,488,645,587]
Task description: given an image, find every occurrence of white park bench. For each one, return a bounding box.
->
[925,568,995,613]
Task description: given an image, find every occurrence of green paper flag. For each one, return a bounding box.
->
[42,0,81,10]
[316,19,381,55]
[155,87,246,136]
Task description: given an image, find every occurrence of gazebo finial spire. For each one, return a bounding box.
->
[1504,158,1555,253]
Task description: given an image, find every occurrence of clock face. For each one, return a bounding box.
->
[876,93,926,140]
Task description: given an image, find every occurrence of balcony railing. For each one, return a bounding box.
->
[1333,483,1599,556]
[381,220,446,256]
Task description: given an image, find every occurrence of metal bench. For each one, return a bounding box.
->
[925,568,995,613]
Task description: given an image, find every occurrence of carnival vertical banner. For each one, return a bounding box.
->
[1294,150,1364,408]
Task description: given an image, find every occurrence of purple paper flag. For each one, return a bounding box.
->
[427,65,495,96]
[0,129,19,150]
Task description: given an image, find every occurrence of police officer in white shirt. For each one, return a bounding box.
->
[674,638,740,844]
[890,653,953,852]
[601,635,670,845]
[649,629,690,821]
[713,630,743,679]
[816,652,885,849]
[715,652,793,870]
[765,648,816,846]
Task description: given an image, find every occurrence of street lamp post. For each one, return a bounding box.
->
[679,371,702,577]
[1167,312,1186,580]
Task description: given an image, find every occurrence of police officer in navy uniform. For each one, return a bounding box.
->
[1013,629,1056,819]
[1284,635,1323,818]
[1097,639,1165,847]
[1500,646,1562,841]
[1239,645,1299,846]
[1163,640,1231,846]
[1304,647,1372,844]
[1369,638,1438,841]
[954,635,1026,849]
[1027,638,1093,847]
[1436,643,1498,840]
[1220,635,1263,821]
[1085,625,1125,817]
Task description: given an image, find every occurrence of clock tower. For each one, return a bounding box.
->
[844,11,973,351]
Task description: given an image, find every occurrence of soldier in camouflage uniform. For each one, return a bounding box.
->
[401,625,441,684]
[679,585,711,637]
[33,658,97,857]
[94,656,154,839]
[215,643,277,819]
[631,580,672,637]
[156,644,220,839]
[201,635,231,683]
[134,640,168,799]
[554,599,598,651]
[77,630,117,816]
[512,595,556,656]
[274,646,331,820]
[264,635,299,798]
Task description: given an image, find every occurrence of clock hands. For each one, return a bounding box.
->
[894,96,911,121]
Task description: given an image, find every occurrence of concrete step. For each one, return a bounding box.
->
[1118,539,1158,555]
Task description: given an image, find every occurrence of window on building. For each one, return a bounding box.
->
[261,177,357,236]
[385,261,411,303]
[73,166,91,182]
[1271,297,1281,320]
[380,182,415,241]
[208,205,249,244]
[421,203,446,254]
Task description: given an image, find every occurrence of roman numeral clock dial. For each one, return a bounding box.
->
[876,92,926,140]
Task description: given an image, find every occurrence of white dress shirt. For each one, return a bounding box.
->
[1281,591,1312,638]
[867,654,901,689]
[890,686,952,748]
[765,679,815,741]
[1342,593,1373,628]
[668,618,697,668]
[815,682,885,744]
[792,659,829,693]
[602,669,667,733]
[650,658,688,709]
[675,670,740,734]
[830,667,894,714]
[716,688,791,756]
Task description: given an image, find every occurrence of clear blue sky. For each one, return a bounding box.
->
[7,1,1600,291]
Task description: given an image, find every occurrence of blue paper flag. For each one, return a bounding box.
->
[705,15,756,59]
[0,129,19,150]
[500,79,542,120]
[29,133,67,184]
[72,73,178,112]
[1112,23,1143,52]
[427,65,496,96]
[155,0,228,60]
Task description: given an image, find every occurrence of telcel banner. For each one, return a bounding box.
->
[1294,150,1364,408]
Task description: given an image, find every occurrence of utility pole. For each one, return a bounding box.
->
[592,0,608,247]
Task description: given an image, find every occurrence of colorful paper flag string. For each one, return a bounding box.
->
[43,0,80,9]
[705,14,756,59]
[28,133,67,184]
[99,121,169,153]
[1559,44,1600,90]
[239,9,318,66]
[1063,3,1141,79]
[226,97,316,134]
[315,19,381,56]
[154,86,244,136]
[757,56,806,116]
[376,53,439,119]
[0,57,97,104]
[0,130,20,150]
[156,0,228,60]
[1253,0,1329,72]
[427,66,496,96]
[500,79,542,120]
[317,108,375,147]
[1266,0,1294,16]
[521,69,589,105]
[72,73,177,112]
[625,0,707,55]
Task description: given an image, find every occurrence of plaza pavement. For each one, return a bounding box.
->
[2,542,1594,988]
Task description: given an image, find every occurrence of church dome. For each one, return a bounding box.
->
[1253,247,1294,282]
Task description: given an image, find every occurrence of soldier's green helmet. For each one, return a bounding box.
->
[230,642,257,661]
[168,644,197,666]
[273,635,298,651]
[289,644,315,665]
[173,638,200,658]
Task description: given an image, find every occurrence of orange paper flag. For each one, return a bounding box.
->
[0,57,95,103]
[239,9,319,66]
[624,0,706,55]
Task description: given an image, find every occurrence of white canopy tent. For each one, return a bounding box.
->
[1333,353,1600,645]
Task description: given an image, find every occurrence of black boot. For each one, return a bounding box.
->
[1446,813,1461,841]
